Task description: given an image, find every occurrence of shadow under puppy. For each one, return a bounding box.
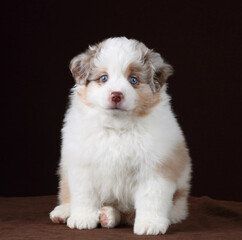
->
[50,37,192,235]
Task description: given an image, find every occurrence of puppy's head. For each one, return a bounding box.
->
[70,37,172,116]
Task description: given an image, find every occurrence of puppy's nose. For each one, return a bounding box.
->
[111,92,124,103]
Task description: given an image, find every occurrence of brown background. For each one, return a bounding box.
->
[1,0,242,201]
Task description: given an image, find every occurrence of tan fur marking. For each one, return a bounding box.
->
[132,83,161,117]
[88,68,108,84]
[77,87,91,106]
[157,142,190,182]
[59,178,70,204]
[124,62,151,84]
[120,211,135,226]
[173,188,189,203]
[159,64,173,84]
[125,62,141,77]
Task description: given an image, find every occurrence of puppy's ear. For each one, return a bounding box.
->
[149,51,173,92]
[69,47,96,85]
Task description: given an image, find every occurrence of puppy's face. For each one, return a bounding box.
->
[70,37,172,116]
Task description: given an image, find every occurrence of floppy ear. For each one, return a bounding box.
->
[69,47,97,85]
[149,51,173,92]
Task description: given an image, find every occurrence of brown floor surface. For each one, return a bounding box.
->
[0,195,242,240]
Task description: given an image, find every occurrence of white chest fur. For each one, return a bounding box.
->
[60,93,184,211]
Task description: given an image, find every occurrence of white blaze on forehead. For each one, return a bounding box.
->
[93,37,146,76]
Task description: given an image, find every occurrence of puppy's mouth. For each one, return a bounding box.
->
[107,106,126,111]
[105,102,126,111]
[104,104,129,113]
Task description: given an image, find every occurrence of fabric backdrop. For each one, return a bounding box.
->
[1,0,242,201]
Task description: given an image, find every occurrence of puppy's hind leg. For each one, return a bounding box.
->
[50,177,71,224]
[170,187,190,224]
[50,203,70,224]
[99,206,121,228]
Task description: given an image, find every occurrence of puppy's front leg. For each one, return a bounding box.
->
[66,169,99,230]
[134,177,176,235]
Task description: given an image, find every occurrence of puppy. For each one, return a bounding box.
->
[50,37,191,235]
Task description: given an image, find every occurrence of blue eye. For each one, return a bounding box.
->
[129,77,137,85]
[100,75,108,83]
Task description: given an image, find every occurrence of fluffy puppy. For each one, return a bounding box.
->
[50,37,191,235]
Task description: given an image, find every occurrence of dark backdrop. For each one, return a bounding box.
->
[1,1,242,201]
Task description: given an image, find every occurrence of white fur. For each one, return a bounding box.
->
[50,37,191,235]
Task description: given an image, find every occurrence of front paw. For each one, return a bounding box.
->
[67,212,99,230]
[134,217,170,235]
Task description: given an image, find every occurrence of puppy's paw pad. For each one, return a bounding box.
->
[50,204,70,224]
[67,214,98,230]
[100,206,121,228]
[134,218,170,235]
